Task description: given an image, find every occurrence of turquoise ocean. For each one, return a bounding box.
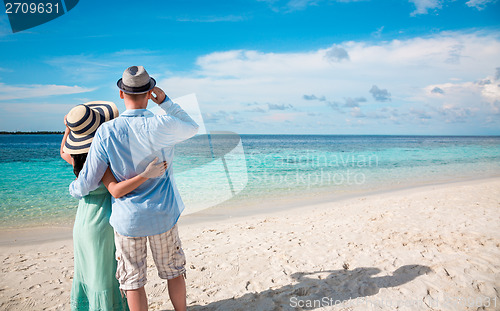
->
[1,134,499,228]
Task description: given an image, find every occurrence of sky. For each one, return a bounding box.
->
[0,0,499,135]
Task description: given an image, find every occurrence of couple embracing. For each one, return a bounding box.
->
[60,66,199,311]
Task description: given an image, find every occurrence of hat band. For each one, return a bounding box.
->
[65,140,92,151]
[120,81,152,93]
[67,130,95,142]
[87,103,116,120]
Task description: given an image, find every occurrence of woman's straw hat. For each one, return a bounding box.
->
[63,101,119,154]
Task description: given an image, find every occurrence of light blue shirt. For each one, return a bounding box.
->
[69,99,199,237]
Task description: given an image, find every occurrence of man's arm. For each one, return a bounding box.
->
[152,87,199,143]
[68,128,109,199]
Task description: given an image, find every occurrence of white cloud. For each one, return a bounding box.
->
[268,103,293,110]
[259,0,497,15]
[422,69,500,123]
[158,31,500,133]
[425,75,500,106]
[437,104,475,123]
[408,0,497,16]
[0,83,95,101]
[408,0,442,16]
[372,26,384,38]
[162,31,500,100]
[410,107,432,120]
[284,0,318,10]
[350,107,366,118]
[465,0,498,10]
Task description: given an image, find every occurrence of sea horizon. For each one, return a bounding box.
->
[1,134,499,229]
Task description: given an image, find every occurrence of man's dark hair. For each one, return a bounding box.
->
[71,153,88,177]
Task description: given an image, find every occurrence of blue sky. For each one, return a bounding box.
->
[0,0,499,134]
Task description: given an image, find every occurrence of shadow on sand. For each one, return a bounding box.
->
[184,264,431,310]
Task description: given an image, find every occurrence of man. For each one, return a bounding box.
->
[69,66,199,311]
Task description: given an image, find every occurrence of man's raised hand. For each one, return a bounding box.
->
[151,87,167,105]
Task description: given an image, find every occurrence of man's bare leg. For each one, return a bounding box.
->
[126,287,148,311]
[168,275,186,311]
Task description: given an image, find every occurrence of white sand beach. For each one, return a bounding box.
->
[1,177,499,310]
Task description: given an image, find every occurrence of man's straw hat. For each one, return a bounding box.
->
[117,66,156,94]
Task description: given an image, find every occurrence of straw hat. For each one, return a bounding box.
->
[63,101,119,154]
[116,66,156,94]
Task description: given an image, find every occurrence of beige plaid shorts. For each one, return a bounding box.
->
[114,224,186,290]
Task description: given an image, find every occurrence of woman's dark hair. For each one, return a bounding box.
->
[71,153,88,177]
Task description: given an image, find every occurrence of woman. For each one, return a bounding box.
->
[60,101,166,311]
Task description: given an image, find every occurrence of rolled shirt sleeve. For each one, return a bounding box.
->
[69,128,109,199]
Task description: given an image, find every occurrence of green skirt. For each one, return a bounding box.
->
[70,184,129,311]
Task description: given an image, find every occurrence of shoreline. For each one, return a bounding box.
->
[1,174,499,310]
[1,175,499,246]
[185,173,500,223]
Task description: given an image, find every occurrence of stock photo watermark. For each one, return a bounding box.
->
[289,294,497,309]
[4,0,79,33]
[249,151,379,188]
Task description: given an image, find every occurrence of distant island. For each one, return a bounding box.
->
[0,131,64,135]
